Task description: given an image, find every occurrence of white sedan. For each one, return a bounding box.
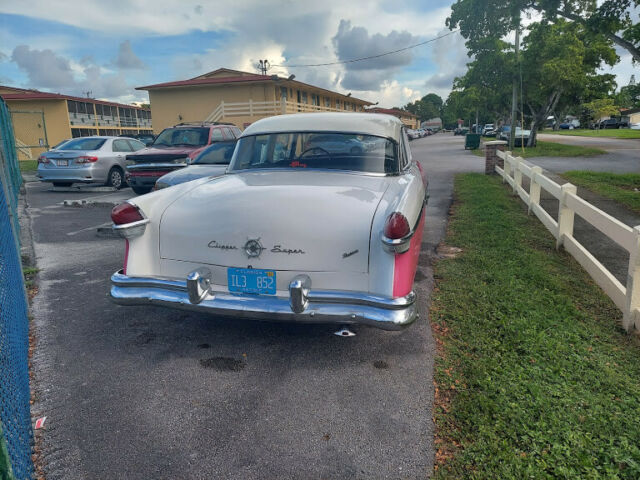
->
[109,113,428,330]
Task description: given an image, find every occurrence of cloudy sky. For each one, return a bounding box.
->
[0,0,635,108]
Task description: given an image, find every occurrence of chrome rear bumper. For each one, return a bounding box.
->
[110,270,418,331]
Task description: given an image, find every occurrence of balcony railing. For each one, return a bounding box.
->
[205,99,362,123]
[69,112,96,126]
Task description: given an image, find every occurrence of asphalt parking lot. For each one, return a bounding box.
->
[27,134,483,479]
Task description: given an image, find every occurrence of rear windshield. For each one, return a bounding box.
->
[61,138,106,151]
[193,141,236,165]
[153,127,209,147]
[229,132,398,174]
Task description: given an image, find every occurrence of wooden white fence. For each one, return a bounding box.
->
[495,149,640,332]
[205,99,359,123]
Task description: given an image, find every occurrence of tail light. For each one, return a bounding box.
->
[111,202,144,225]
[37,155,49,164]
[384,212,410,239]
[76,156,99,164]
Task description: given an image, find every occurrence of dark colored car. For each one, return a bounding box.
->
[125,122,242,195]
[453,127,468,136]
[598,118,629,129]
[155,141,237,189]
[119,133,156,146]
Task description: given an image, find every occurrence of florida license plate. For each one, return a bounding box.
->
[227,268,276,295]
[57,159,68,166]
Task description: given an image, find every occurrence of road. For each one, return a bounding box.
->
[533,133,640,173]
[27,134,482,479]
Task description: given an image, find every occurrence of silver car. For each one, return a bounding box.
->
[37,136,146,189]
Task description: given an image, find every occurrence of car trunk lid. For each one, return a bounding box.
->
[159,171,389,274]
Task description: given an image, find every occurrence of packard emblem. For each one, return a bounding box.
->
[244,238,266,258]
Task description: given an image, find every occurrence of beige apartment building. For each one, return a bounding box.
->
[0,85,151,161]
[365,107,420,129]
[138,68,374,133]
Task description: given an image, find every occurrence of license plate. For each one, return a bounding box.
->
[227,268,276,295]
[57,159,68,166]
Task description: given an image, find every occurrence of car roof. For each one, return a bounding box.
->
[242,112,404,140]
[68,136,118,140]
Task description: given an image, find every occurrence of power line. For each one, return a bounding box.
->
[271,30,459,68]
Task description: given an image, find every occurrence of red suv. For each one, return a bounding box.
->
[126,122,242,194]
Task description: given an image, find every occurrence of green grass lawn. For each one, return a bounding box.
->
[19,160,38,173]
[472,140,605,158]
[562,171,640,215]
[546,129,640,139]
[432,174,640,479]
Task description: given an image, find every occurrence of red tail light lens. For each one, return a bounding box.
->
[37,155,49,164]
[111,203,144,225]
[76,156,99,164]
[384,212,410,239]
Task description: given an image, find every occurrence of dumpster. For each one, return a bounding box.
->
[464,133,481,150]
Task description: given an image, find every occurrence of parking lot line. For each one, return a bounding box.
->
[67,221,112,236]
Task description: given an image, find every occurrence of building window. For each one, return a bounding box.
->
[301,92,308,104]
[325,97,331,108]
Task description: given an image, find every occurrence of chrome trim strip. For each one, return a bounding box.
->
[127,162,187,171]
[112,218,150,239]
[110,270,417,331]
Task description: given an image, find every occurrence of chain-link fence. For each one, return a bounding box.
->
[0,98,34,479]
[8,110,49,163]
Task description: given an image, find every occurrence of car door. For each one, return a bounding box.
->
[112,139,134,170]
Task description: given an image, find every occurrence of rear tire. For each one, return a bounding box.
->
[131,185,152,195]
[107,167,125,190]
[52,182,73,187]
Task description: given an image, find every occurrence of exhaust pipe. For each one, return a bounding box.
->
[334,326,356,337]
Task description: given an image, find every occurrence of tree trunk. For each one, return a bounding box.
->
[527,89,563,147]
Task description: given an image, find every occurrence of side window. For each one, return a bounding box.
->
[113,139,133,152]
[211,129,224,141]
[127,139,145,151]
[401,129,412,169]
[222,127,234,140]
[232,127,242,138]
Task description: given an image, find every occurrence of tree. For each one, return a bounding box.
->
[520,20,617,145]
[583,98,619,129]
[404,93,444,121]
[447,0,640,63]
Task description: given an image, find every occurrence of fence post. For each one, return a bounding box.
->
[249,99,253,117]
[503,151,512,183]
[556,183,577,249]
[528,166,542,215]
[623,226,640,331]
[280,98,286,114]
[512,156,523,195]
[484,140,507,175]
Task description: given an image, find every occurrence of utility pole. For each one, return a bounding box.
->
[509,19,520,150]
[258,59,270,75]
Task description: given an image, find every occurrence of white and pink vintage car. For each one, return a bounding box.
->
[110,112,428,330]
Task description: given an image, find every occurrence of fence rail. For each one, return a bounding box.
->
[205,99,360,123]
[495,149,640,332]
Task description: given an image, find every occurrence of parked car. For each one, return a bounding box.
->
[598,118,629,129]
[37,136,145,189]
[453,127,468,136]
[495,125,511,140]
[119,133,156,146]
[631,122,640,130]
[482,124,495,136]
[155,140,237,189]
[125,122,242,195]
[110,112,427,331]
[498,127,533,146]
[406,129,419,140]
